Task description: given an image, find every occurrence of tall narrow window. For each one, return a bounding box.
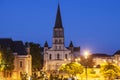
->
[57,54,60,60]
[49,54,52,60]
[20,61,23,68]
[55,40,58,44]
[65,54,67,59]
[20,72,22,77]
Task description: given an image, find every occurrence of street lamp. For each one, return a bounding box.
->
[84,51,89,80]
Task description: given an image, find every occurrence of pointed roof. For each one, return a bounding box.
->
[44,41,48,47]
[54,4,63,28]
[69,41,74,47]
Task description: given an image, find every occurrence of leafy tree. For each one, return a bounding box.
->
[21,73,28,80]
[79,55,95,68]
[31,73,38,80]
[0,47,14,75]
[100,62,120,80]
[25,42,43,71]
[59,62,84,76]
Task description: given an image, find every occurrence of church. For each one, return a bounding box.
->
[43,4,80,72]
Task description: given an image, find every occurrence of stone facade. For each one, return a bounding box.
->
[43,4,80,72]
[0,38,32,80]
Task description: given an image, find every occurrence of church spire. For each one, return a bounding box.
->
[54,4,63,28]
[44,41,48,47]
[69,41,74,47]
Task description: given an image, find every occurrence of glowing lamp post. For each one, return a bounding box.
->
[84,51,89,80]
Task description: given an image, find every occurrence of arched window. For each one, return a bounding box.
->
[49,54,52,60]
[57,54,60,60]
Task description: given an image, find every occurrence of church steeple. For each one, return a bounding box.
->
[54,4,63,28]
[53,4,64,49]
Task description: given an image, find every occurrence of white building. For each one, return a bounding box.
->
[43,4,80,72]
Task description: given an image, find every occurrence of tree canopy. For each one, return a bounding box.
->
[26,42,43,71]
[59,62,84,76]
[79,55,95,68]
[100,62,120,80]
[0,47,14,72]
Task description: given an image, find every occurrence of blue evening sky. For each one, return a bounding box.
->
[0,0,120,55]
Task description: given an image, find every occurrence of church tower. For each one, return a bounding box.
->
[53,4,64,50]
[43,3,80,72]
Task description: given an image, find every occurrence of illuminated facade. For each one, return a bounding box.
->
[43,4,80,72]
[0,39,32,80]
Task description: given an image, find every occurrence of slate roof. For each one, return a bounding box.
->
[69,41,74,47]
[66,47,80,52]
[13,41,27,55]
[74,47,80,52]
[0,38,13,48]
[44,41,48,47]
[54,4,63,28]
[91,53,111,57]
[0,38,27,55]
[114,50,120,55]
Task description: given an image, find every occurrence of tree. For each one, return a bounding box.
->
[21,73,28,80]
[79,55,95,68]
[25,42,43,71]
[59,62,84,77]
[100,62,120,80]
[0,47,14,77]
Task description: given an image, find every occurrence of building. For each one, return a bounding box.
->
[91,53,112,67]
[0,38,32,80]
[43,4,80,72]
[113,50,120,66]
